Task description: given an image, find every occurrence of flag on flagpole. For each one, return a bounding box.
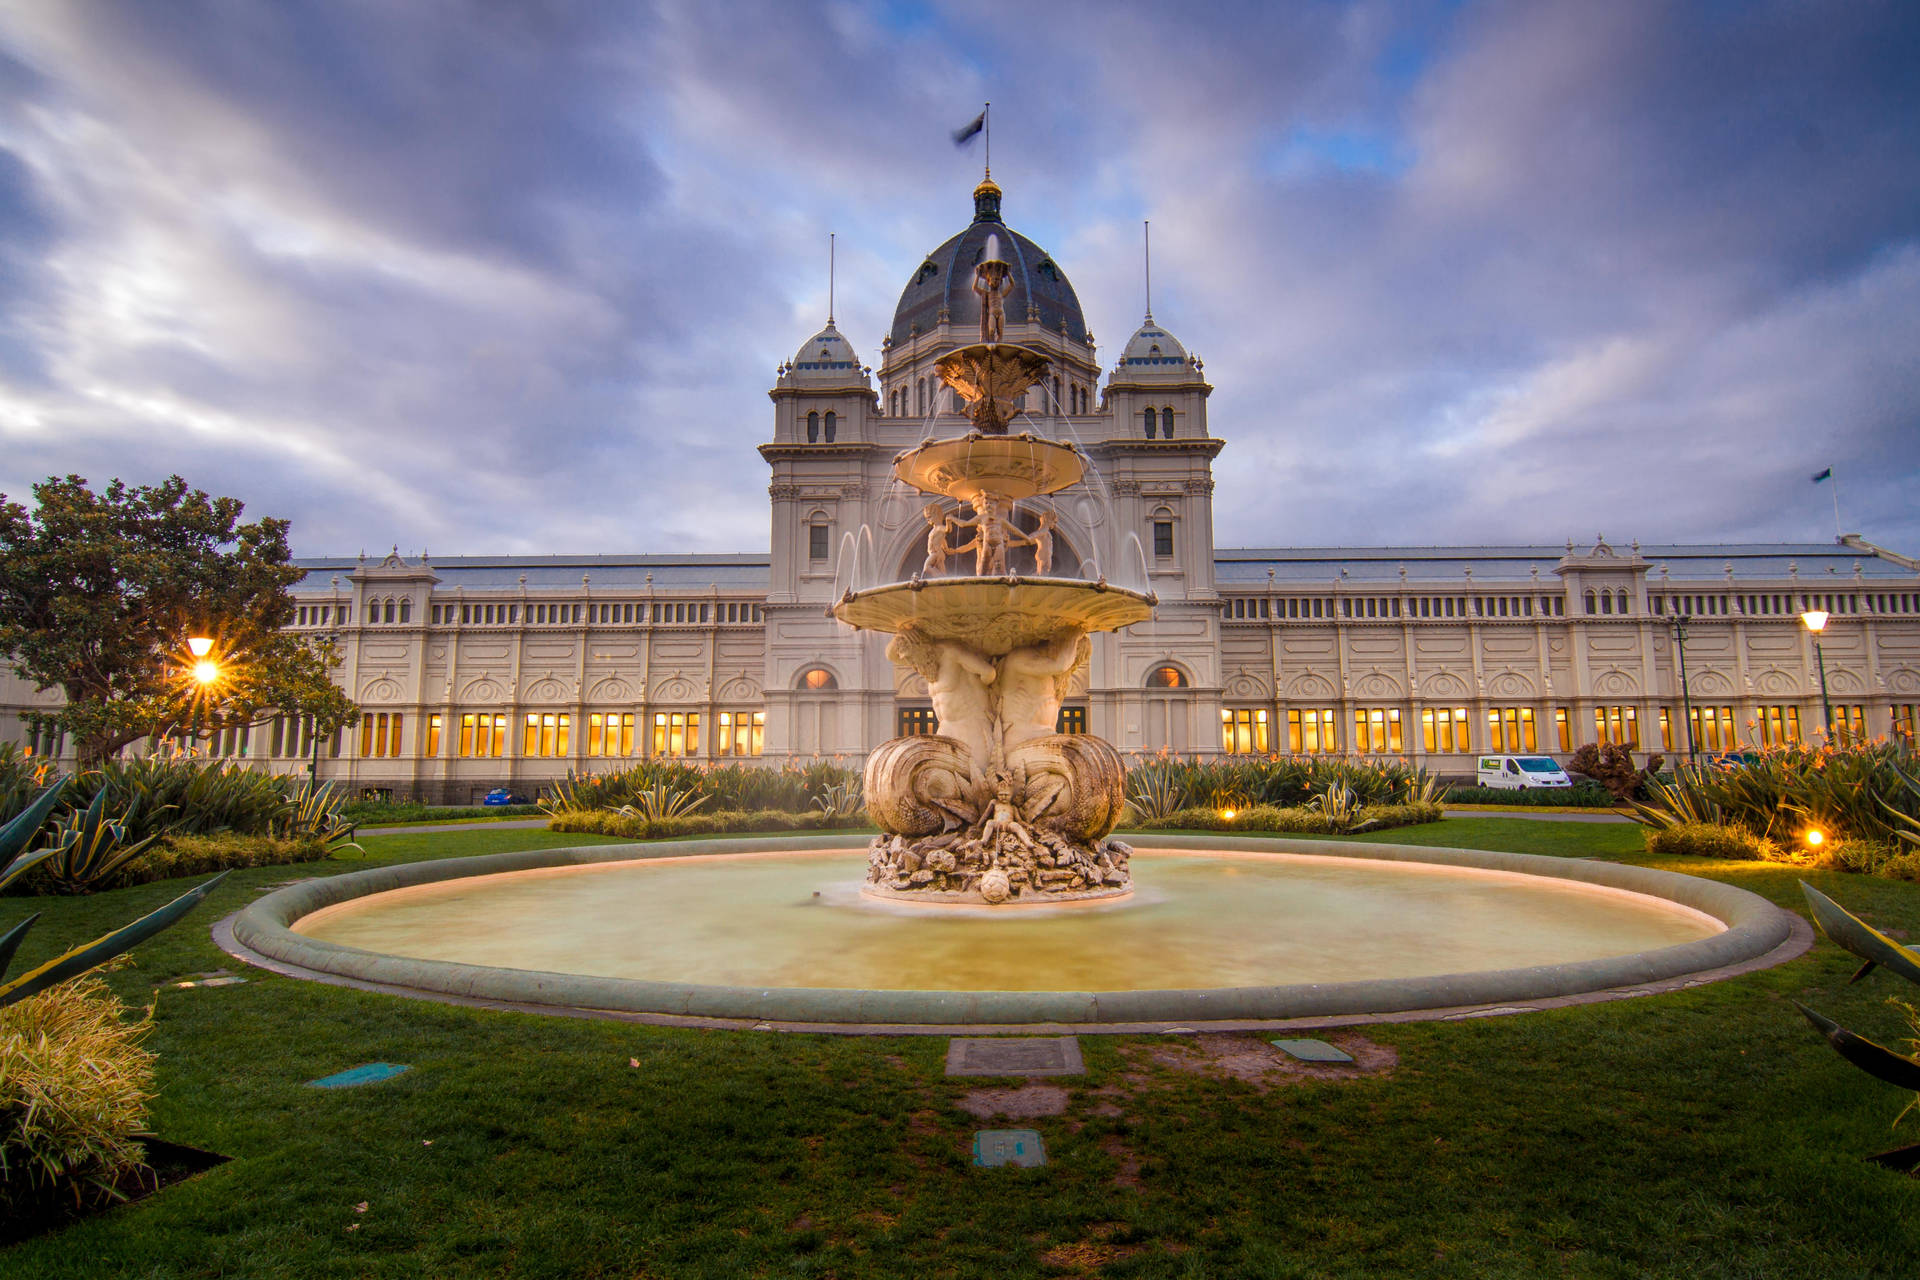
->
[1812,468,1832,483]
[952,111,986,146]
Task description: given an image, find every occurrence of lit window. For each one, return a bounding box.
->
[426,714,442,757]
[897,707,938,736]
[1221,708,1270,754]
[1287,708,1338,754]
[1893,705,1916,741]
[586,712,635,758]
[717,710,765,756]
[522,713,571,758]
[1484,707,1536,753]
[1834,704,1866,746]
[1422,707,1470,753]
[801,668,837,690]
[1555,708,1571,751]
[652,711,700,757]
[1056,705,1088,735]
[1351,709,1402,754]
[1756,704,1801,747]
[460,713,507,758]
[1592,706,1639,748]
[360,712,404,758]
[1686,705,1737,753]
[1146,665,1186,689]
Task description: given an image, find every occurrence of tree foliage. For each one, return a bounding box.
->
[1568,742,1665,802]
[0,475,358,764]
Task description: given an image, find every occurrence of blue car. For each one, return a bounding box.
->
[482,788,525,806]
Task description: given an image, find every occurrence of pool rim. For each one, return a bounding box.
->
[228,833,1797,1026]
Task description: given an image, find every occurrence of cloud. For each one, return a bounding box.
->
[0,0,1913,563]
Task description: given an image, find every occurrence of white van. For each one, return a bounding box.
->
[1476,755,1573,790]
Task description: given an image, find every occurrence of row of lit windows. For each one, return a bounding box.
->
[361,712,405,758]
[897,706,1089,737]
[428,710,767,760]
[1209,702,1834,756]
[419,601,765,626]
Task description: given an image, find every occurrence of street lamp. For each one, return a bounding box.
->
[186,635,219,755]
[1669,613,1698,765]
[1801,609,1834,742]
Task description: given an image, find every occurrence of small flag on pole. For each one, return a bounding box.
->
[1812,468,1832,483]
[953,110,986,147]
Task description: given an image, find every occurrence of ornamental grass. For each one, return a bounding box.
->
[0,973,155,1216]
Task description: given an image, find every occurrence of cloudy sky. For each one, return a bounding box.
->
[0,1,1915,559]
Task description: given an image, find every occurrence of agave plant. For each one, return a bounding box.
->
[280,777,360,851]
[36,786,168,894]
[616,781,710,822]
[1795,882,1920,1171]
[1125,759,1187,822]
[0,779,72,893]
[809,779,865,821]
[1307,781,1379,834]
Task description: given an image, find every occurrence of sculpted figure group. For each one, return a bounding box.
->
[867,623,1130,903]
[919,498,1058,579]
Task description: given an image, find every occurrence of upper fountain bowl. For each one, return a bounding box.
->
[832,577,1154,651]
[895,432,1085,503]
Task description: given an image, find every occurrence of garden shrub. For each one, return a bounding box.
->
[0,974,154,1217]
[7,832,329,896]
[1646,822,1781,862]
[1443,783,1618,808]
[1131,801,1442,835]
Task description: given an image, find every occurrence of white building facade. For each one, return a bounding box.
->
[6,181,1919,799]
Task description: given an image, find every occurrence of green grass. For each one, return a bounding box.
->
[5,820,1920,1277]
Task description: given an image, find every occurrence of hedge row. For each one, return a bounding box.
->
[546,808,874,841]
[1130,802,1445,836]
[1442,783,1618,808]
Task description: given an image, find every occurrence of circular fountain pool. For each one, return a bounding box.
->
[228,834,1797,1029]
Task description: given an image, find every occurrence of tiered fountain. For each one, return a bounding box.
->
[833,236,1156,905]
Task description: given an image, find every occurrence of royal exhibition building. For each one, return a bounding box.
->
[7,180,1920,803]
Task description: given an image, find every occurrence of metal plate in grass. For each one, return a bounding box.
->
[1270,1038,1354,1063]
[947,1037,1083,1077]
[973,1129,1047,1167]
[308,1063,411,1088]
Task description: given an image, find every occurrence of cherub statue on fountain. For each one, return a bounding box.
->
[922,503,957,575]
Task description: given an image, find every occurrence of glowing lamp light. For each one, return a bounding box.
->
[1805,828,1826,848]
[193,660,220,686]
[1220,809,1237,821]
[1801,610,1829,633]
[187,635,214,658]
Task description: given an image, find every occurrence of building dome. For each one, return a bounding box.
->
[889,182,1090,348]
[1118,320,1188,369]
[787,322,864,383]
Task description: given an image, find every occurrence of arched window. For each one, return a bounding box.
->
[398,599,411,623]
[1143,407,1156,438]
[1052,376,1061,411]
[1161,406,1175,439]
[1616,590,1630,615]
[1146,665,1188,689]
[916,378,926,415]
[823,411,837,443]
[806,411,819,443]
[1584,590,1597,615]
[799,667,838,691]
[1600,590,1614,614]
[383,598,395,624]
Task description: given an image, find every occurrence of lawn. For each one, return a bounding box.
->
[5,819,1920,1278]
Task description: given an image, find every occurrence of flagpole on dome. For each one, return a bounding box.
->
[1812,466,1840,540]
[828,232,835,326]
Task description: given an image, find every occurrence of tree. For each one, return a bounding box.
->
[0,475,359,766]
[1568,742,1665,802]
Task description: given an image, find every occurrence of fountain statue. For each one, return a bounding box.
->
[833,235,1157,904]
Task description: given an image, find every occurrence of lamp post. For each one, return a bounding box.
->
[187,635,218,756]
[1801,609,1834,742]
[1670,613,1698,765]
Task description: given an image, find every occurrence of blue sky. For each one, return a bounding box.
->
[0,0,1914,558]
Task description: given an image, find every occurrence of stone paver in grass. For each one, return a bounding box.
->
[1270,1038,1355,1063]
[973,1129,1047,1168]
[946,1036,1084,1077]
[307,1063,411,1088]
